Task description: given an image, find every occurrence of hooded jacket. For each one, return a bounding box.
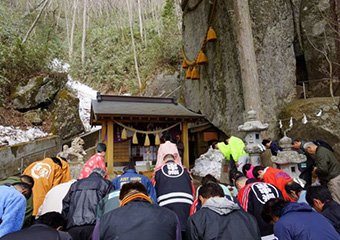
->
[186,197,261,240]
[274,202,340,240]
[0,185,26,238]
[0,176,33,228]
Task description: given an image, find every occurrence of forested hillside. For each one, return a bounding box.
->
[0,0,181,104]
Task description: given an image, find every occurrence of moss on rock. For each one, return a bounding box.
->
[11,73,68,110]
[50,89,84,140]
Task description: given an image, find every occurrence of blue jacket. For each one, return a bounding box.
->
[112,169,157,204]
[0,185,26,238]
[275,202,340,240]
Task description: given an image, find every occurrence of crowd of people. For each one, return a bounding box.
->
[0,134,340,240]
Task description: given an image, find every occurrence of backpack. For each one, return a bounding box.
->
[313,139,334,152]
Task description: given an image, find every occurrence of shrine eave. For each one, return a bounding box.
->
[90,94,204,125]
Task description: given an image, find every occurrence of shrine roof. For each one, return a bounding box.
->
[90,93,203,124]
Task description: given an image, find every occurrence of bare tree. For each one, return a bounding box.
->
[69,0,79,60]
[137,0,144,42]
[64,0,70,52]
[126,0,142,90]
[81,0,87,66]
[22,0,50,44]
[21,0,46,18]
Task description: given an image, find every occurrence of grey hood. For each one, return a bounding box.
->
[202,197,240,215]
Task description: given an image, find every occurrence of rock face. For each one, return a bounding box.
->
[142,66,181,97]
[140,0,339,141]
[300,0,335,80]
[11,73,68,110]
[180,0,296,138]
[24,110,44,125]
[50,89,84,140]
[299,0,340,97]
[280,97,340,159]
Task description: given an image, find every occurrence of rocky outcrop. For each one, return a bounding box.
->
[142,65,181,97]
[279,97,340,158]
[24,109,44,125]
[181,0,296,138]
[50,89,84,139]
[300,0,335,80]
[11,73,68,110]
[249,0,297,136]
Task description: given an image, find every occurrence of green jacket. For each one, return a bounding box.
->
[217,142,231,160]
[96,190,120,219]
[0,176,33,228]
[217,136,248,162]
[315,146,340,184]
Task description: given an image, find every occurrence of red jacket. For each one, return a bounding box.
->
[262,167,294,202]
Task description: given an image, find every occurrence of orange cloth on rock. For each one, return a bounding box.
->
[263,167,295,202]
[23,158,71,216]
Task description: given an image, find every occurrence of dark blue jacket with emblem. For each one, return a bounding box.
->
[152,160,195,231]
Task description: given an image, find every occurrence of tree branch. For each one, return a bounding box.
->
[21,0,46,18]
[22,0,50,44]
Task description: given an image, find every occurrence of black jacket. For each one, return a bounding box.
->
[322,200,340,234]
[96,199,180,240]
[0,224,72,240]
[62,172,113,229]
[152,161,195,231]
[238,182,283,236]
[186,198,261,240]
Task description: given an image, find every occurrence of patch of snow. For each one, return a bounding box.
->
[49,58,70,72]
[66,79,99,131]
[0,125,48,146]
[191,146,225,180]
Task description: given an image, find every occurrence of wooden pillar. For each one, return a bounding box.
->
[107,120,114,177]
[101,122,107,142]
[182,122,189,169]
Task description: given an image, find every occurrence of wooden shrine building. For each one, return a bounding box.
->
[90,93,204,176]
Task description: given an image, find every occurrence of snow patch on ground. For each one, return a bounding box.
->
[0,126,48,146]
[0,59,98,147]
[66,79,98,131]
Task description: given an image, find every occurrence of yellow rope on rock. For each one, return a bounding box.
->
[181,0,217,75]
[181,46,196,66]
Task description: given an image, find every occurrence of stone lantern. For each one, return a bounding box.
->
[238,109,268,166]
[271,135,306,180]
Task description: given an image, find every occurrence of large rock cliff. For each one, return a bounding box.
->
[180,0,297,138]
[142,0,339,141]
